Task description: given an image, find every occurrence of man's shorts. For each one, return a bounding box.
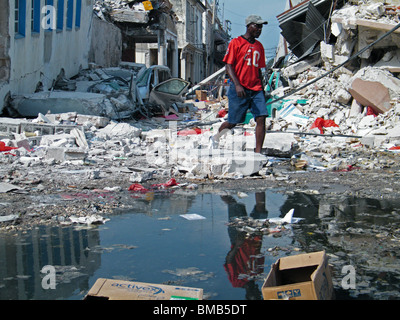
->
[227,84,268,124]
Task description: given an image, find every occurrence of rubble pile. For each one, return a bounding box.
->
[1,1,400,185]
[93,0,174,23]
[267,0,400,171]
[7,65,148,120]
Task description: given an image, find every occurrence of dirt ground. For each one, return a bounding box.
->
[1,148,399,232]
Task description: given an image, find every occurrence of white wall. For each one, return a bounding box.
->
[4,0,93,103]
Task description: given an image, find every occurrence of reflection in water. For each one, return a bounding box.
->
[0,226,101,299]
[221,193,267,300]
[224,232,263,300]
[0,189,399,300]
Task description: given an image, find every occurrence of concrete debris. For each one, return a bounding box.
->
[0,1,400,183]
[0,182,23,193]
[68,214,110,225]
[0,214,19,223]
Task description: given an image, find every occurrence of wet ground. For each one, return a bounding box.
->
[1,157,400,299]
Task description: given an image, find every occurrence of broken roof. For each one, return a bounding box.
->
[277,0,345,59]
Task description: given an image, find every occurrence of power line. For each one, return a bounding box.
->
[266,21,400,106]
[224,7,246,18]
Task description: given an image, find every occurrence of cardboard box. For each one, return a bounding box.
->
[84,278,203,300]
[195,90,207,101]
[262,251,334,300]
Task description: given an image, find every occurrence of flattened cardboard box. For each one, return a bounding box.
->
[84,278,203,300]
[262,251,334,300]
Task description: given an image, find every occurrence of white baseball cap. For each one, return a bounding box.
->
[245,15,268,26]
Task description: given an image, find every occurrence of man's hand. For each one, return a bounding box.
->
[226,64,246,97]
[235,84,246,97]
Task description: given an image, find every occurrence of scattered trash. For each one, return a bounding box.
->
[180,214,206,221]
[68,214,110,225]
[310,118,339,134]
[128,178,179,193]
[264,209,304,225]
[162,267,214,282]
[262,251,334,300]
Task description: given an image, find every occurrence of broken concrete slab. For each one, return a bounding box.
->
[45,113,110,129]
[71,128,89,149]
[0,214,19,223]
[40,133,76,147]
[348,78,391,114]
[96,122,142,139]
[0,182,23,193]
[10,91,110,117]
[110,9,149,23]
[171,149,268,177]
[45,147,87,162]
[262,133,298,158]
[374,49,400,73]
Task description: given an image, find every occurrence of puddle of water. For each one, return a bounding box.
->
[1,189,400,300]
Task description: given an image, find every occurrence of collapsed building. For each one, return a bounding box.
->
[0,0,229,115]
[267,1,400,161]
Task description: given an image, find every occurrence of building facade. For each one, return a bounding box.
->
[0,0,94,113]
[169,0,228,84]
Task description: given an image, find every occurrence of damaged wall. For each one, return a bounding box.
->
[169,0,208,83]
[89,16,122,68]
[0,0,10,109]
[1,0,94,113]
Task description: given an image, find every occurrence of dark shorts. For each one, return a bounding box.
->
[227,84,268,124]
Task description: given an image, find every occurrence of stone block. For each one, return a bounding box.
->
[348,78,391,114]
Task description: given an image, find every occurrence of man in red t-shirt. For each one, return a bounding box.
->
[210,15,268,154]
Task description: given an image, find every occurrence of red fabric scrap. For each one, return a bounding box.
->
[336,165,360,172]
[0,141,18,152]
[310,117,339,134]
[366,106,378,117]
[128,178,179,192]
[217,109,227,118]
[177,128,204,136]
[151,178,178,189]
[389,146,400,150]
[0,141,18,156]
[128,183,149,192]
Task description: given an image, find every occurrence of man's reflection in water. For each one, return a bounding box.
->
[221,192,268,300]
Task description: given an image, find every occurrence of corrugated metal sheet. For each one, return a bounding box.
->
[277,0,344,59]
[277,0,330,25]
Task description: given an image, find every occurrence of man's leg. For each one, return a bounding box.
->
[210,121,236,149]
[254,116,266,153]
[215,121,236,140]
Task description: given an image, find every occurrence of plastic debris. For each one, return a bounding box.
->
[180,214,206,220]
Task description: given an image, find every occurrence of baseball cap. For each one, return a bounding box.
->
[245,15,268,26]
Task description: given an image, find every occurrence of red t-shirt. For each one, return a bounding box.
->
[223,36,266,91]
[224,236,265,288]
